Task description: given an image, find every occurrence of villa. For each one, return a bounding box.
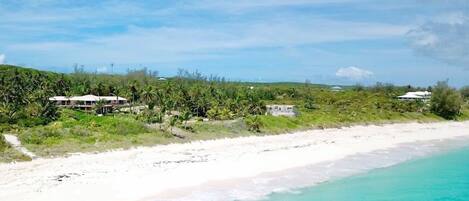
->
[397,91,432,101]
[266,105,297,117]
[49,94,128,112]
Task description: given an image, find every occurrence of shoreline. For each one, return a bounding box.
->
[152,136,469,201]
[1,121,469,201]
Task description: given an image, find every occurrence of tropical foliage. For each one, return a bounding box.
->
[431,81,463,119]
[461,86,469,100]
[1,65,468,158]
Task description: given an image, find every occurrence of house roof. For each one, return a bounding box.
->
[48,96,68,101]
[266,104,295,107]
[398,94,424,99]
[398,91,431,99]
[49,94,127,101]
[407,91,431,96]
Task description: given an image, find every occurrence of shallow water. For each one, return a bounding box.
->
[264,142,469,201]
[155,136,469,201]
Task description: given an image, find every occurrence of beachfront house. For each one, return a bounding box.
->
[397,91,431,101]
[49,94,128,112]
[266,105,297,117]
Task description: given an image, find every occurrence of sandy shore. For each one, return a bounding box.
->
[1,121,469,201]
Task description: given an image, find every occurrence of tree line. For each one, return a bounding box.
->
[1,65,467,130]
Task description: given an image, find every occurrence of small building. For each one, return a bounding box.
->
[266,105,297,117]
[331,86,343,92]
[398,91,431,101]
[49,94,128,112]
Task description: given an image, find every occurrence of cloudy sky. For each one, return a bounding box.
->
[0,0,468,86]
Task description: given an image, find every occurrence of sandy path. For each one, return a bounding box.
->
[1,121,469,201]
[3,134,36,159]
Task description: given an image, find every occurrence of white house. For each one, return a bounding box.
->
[266,105,297,117]
[49,94,128,111]
[397,91,431,101]
[331,86,343,92]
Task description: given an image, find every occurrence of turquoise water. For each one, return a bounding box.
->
[265,147,469,201]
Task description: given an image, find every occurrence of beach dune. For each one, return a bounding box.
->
[1,121,469,201]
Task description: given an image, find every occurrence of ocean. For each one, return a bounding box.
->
[264,146,469,201]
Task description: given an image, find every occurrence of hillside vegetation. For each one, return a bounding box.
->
[1,65,468,160]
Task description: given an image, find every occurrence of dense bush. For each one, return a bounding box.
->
[461,86,469,100]
[304,94,318,110]
[431,81,463,119]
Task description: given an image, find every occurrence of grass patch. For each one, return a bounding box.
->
[190,119,256,140]
[257,106,445,133]
[18,109,176,157]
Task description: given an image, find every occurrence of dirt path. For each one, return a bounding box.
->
[3,134,36,159]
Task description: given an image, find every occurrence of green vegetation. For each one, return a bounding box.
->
[17,109,175,156]
[430,81,464,119]
[461,86,469,100]
[0,65,60,128]
[1,65,468,161]
[245,115,263,132]
[0,134,7,152]
[255,88,444,133]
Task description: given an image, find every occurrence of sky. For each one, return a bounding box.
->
[0,0,468,87]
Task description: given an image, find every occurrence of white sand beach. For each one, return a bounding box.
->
[1,121,469,201]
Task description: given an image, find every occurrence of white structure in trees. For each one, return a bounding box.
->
[49,94,128,111]
[266,105,297,117]
[397,91,432,101]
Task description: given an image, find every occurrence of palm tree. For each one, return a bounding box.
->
[94,99,107,115]
[128,82,139,114]
[141,86,156,109]
[179,110,192,129]
[168,115,180,134]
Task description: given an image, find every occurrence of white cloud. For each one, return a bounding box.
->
[191,0,358,13]
[433,12,467,25]
[0,54,5,64]
[6,19,409,64]
[335,66,373,80]
[407,12,469,66]
[0,0,413,67]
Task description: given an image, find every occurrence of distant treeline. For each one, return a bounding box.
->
[1,65,468,128]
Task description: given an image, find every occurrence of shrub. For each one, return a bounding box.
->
[461,86,469,100]
[245,115,263,132]
[207,107,220,120]
[430,81,463,119]
[137,109,164,124]
[70,126,92,137]
[304,94,318,110]
[19,127,65,145]
[17,117,47,127]
[0,135,9,152]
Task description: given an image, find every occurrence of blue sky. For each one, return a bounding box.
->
[0,0,468,87]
